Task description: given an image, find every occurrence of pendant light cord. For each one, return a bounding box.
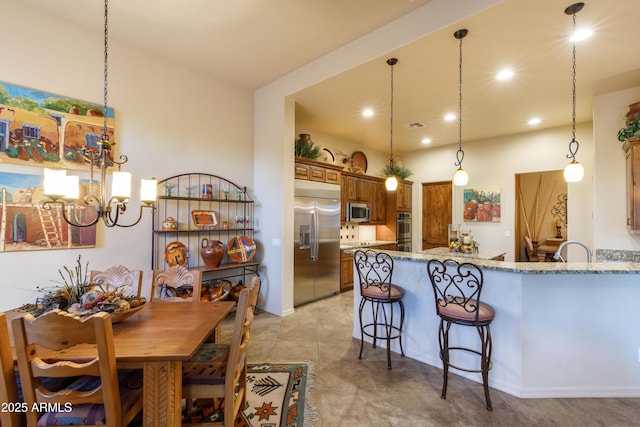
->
[387,58,397,170]
[567,11,580,162]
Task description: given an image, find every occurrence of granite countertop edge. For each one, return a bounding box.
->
[342,249,640,274]
[340,240,397,250]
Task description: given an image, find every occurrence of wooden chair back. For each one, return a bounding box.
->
[0,313,21,427]
[11,310,142,427]
[90,266,143,298]
[182,276,260,426]
[151,265,202,303]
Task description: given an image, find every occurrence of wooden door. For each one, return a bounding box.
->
[422,181,452,249]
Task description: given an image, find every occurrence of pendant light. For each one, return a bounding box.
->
[385,57,399,191]
[563,2,586,183]
[452,29,469,187]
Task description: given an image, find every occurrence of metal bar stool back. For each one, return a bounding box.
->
[354,249,405,370]
[426,258,495,410]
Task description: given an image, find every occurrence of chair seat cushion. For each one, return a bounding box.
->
[438,298,495,323]
[35,369,143,426]
[362,283,404,300]
[182,343,230,385]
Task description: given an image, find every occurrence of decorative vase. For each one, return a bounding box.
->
[201,238,224,269]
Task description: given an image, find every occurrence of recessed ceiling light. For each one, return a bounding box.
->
[528,117,541,125]
[362,108,374,117]
[444,113,456,121]
[496,69,514,80]
[421,138,432,145]
[570,28,593,42]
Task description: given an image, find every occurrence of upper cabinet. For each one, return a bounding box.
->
[624,138,640,234]
[342,172,386,224]
[397,181,412,211]
[294,157,342,185]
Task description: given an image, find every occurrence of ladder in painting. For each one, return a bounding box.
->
[36,202,62,248]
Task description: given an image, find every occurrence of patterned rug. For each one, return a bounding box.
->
[182,363,313,427]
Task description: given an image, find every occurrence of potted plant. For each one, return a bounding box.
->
[380,164,412,180]
[294,133,321,160]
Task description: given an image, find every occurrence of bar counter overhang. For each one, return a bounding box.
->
[349,250,640,398]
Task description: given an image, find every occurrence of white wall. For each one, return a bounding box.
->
[1,3,254,311]
[594,87,640,251]
[402,123,594,261]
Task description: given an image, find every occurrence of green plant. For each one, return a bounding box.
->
[617,118,640,142]
[295,135,321,160]
[380,164,412,179]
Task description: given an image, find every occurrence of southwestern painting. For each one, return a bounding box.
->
[0,81,115,170]
[0,171,97,252]
[463,187,501,222]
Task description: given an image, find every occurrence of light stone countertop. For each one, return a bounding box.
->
[339,240,396,250]
[343,248,640,274]
[421,246,506,261]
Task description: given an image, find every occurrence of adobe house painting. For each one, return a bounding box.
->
[0,172,97,252]
[0,81,115,170]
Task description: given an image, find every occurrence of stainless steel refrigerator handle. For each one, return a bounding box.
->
[310,210,318,261]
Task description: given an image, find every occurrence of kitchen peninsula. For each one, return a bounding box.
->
[350,249,640,398]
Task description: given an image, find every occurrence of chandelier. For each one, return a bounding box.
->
[43,0,157,227]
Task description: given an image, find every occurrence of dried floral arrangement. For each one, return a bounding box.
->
[20,255,145,318]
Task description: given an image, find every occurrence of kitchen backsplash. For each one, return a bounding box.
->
[340,224,376,242]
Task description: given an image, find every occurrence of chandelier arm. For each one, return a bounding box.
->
[103,202,153,228]
[42,201,102,228]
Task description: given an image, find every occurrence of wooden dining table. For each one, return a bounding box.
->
[6,301,235,427]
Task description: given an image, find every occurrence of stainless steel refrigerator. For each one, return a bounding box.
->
[294,179,340,306]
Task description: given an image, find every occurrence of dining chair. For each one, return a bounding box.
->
[181,276,260,426]
[354,249,405,370]
[0,313,22,427]
[426,258,495,410]
[11,309,144,427]
[90,265,143,298]
[151,265,202,302]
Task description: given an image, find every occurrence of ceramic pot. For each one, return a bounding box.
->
[201,238,224,269]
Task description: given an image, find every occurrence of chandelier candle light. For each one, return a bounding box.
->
[385,57,399,192]
[43,0,157,227]
[563,2,587,183]
[452,29,469,187]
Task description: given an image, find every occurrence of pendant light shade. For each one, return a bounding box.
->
[452,29,469,186]
[385,57,398,192]
[563,2,586,183]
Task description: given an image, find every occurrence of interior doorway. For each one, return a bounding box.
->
[422,181,452,250]
[515,170,567,261]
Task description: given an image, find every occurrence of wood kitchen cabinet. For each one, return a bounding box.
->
[340,251,354,291]
[294,157,342,185]
[397,181,412,211]
[341,172,386,224]
[624,138,640,233]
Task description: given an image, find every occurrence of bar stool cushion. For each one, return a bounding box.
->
[438,298,495,323]
[362,284,404,300]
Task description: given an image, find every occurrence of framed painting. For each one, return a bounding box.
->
[0,171,97,252]
[463,187,501,222]
[0,81,115,171]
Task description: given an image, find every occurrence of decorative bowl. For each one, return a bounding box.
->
[110,304,145,323]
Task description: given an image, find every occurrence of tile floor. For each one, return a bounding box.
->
[227,290,640,426]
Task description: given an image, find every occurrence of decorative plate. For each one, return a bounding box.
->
[164,241,188,267]
[321,147,335,164]
[351,151,368,173]
[227,235,257,263]
[191,210,218,227]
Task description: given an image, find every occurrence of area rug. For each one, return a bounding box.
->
[182,362,314,427]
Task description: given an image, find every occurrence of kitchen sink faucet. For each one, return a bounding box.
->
[553,240,592,264]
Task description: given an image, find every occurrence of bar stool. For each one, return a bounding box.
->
[426,258,495,410]
[354,249,405,370]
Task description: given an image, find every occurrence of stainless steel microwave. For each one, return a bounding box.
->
[346,202,370,223]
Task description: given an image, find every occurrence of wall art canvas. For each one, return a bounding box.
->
[0,171,97,252]
[463,187,501,222]
[0,81,115,170]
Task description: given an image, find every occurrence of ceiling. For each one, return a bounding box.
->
[20,0,640,154]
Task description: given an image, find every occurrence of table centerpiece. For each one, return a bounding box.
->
[20,255,146,322]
